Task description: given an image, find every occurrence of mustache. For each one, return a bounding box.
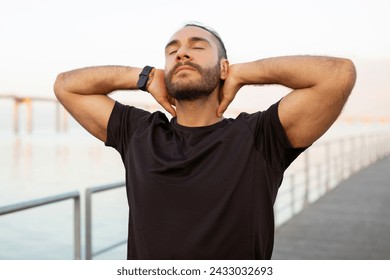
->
[171,61,203,74]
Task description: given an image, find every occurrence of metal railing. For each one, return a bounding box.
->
[85,182,126,260]
[0,191,81,259]
[274,132,390,227]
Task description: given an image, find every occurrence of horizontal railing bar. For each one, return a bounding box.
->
[0,191,80,215]
[87,182,125,195]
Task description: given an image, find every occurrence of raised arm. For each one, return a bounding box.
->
[218,56,356,147]
[54,66,175,142]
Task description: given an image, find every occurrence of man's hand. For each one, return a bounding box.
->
[217,64,243,117]
[147,69,177,117]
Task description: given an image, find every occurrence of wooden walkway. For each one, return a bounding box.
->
[273,156,390,259]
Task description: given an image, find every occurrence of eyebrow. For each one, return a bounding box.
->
[165,36,212,50]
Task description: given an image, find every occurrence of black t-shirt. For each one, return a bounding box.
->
[105,101,305,259]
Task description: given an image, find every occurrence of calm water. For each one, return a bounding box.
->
[1,100,389,259]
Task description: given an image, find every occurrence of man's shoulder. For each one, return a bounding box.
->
[236,102,280,122]
[109,101,172,135]
[234,108,269,123]
[114,101,168,121]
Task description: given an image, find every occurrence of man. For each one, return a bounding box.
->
[54,23,356,259]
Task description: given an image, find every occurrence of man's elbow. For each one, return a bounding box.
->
[53,72,66,100]
[340,58,357,97]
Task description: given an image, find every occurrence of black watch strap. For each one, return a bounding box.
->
[137,65,154,91]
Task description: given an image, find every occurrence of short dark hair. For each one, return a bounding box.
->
[184,22,228,60]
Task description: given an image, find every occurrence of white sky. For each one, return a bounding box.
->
[1,0,389,115]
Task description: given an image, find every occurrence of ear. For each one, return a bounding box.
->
[219,59,229,80]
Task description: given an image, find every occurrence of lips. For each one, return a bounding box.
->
[175,65,196,74]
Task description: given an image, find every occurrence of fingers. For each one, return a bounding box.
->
[217,96,234,118]
[159,98,177,117]
[217,71,240,117]
[166,105,177,118]
[147,69,177,117]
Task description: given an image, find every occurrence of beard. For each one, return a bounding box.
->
[164,61,221,101]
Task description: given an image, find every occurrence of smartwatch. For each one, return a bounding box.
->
[137,65,155,91]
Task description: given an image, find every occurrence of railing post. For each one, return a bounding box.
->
[317,164,322,196]
[360,135,364,168]
[84,182,126,259]
[339,138,344,182]
[377,134,380,160]
[85,188,93,260]
[350,137,354,175]
[373,134,378,163]
[366,134,371,166]
[290,174,295,215]
[304,150,310,207]
[74,196,81,260]
[325,141,330,191]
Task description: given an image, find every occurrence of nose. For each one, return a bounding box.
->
[175,47,191,62]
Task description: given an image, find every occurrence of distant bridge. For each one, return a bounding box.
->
[0,94,67,133]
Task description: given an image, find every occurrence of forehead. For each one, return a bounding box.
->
[167,26,218,47]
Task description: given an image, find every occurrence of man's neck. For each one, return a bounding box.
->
[175,93,223,127]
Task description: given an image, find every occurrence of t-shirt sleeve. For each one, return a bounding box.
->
[105,101,151,161]
[245,101,307,171]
